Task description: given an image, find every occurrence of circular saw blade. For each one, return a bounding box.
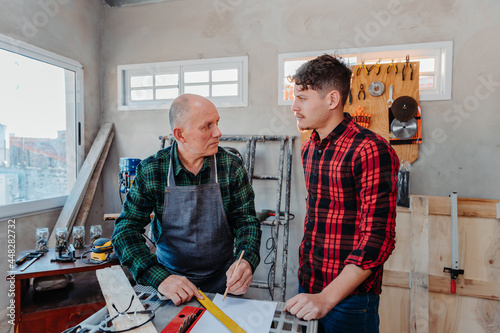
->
[391,118,418,139]
[391,96,418,121]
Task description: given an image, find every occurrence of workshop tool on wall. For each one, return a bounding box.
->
[348,89,352,104]
[402,55,414,81]
[387,59,398,74]
[51,243,76,263]
[162,306,205,333]
[396,161,411,208]
[118,157,141,194]
[356,60,369,76]
[368,81,385,97]
[368,59,381,75]
[197,290,246,333]
[387,84,394,105]
[443,192,465,294]
[353,106,372,128]
[358,84,366,100]
[391,118,418,140]
[16,250,47,272]
[391,96,418,121]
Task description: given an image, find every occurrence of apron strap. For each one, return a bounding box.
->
[167,145,218,186]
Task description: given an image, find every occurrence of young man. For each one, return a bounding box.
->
[284,55,399,333]
[112,94,261,305]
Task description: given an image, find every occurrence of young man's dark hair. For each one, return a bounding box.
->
[292,54,352,106]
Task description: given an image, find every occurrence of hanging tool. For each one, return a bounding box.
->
[387,84,394,105]
[348,89,352,105]
[358,84,366,100]
[368,81,385,97]
[387,59,398,74]
[391,118,418,139]
[197,290,246,333]
[443,192,465,293]
[16,250,47,272]
[402,55,413,81]
[368,59,381,75]
[391,96,418,121]
[356,60,369,76]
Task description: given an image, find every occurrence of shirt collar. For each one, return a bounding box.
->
[172,141,212,176]
[311,112,354,145]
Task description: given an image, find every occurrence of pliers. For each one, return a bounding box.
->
[358,84,366,100]
[387,59,398,74]
[356,61,369,76]
[402,55,413,81]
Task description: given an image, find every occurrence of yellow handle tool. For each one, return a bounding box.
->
[197,290,246,333]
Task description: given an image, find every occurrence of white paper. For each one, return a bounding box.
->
[190,294,278,333]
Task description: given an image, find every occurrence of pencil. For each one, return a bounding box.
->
[223,250,245,301]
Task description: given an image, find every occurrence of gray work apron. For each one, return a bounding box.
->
[156,152,234,293]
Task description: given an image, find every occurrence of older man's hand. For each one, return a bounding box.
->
[158,275,203,305]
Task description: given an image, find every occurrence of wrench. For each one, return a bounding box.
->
[387,84,394,105]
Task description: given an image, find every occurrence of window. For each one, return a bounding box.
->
[278,41,453,104]
[0,33,84,218]
[118,56,248,110]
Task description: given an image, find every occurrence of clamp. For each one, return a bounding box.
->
[358,84,366,100]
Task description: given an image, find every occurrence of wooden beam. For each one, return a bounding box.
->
[410,196,429,333]
[74,131,114,227]
[425,195,500,219]
[383,270,499,301]
[49,123,114,247]
[96,266,157,333]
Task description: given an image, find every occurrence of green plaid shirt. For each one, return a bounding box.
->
[112,143,261,289]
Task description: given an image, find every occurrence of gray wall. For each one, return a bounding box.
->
[0,0,104,309]
[1,0,499,311]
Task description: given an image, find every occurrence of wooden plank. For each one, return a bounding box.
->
[426,195,500,219]
[96,266,157,333]
[74,131,114,227]
[410,196,429,333]
[49,123,114,247]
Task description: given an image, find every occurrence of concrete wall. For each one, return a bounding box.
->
[0,0,103,309]
[99,0,500,301]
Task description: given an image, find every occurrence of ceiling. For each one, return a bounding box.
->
[103,0,178,7]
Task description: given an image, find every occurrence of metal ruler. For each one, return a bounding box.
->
[197,290,246,333]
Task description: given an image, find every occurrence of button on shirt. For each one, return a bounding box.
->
[299,113,399,295]
[112,144,261,289]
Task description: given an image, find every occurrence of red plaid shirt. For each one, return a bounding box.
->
[299,113,399,295]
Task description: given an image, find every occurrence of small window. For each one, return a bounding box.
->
[118,56,248,110]
[278,41,453,104]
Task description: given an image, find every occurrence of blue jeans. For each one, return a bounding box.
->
[298,286,380,333]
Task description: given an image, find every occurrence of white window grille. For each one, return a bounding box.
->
[118,56,248,110]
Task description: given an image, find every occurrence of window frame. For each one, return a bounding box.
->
[278,41,453,105]
[118,56,248,111]
[0,33,84,219]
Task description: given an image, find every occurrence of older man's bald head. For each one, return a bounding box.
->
[169,94,216,129]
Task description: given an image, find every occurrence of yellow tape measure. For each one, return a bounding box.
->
[197,290,246,333]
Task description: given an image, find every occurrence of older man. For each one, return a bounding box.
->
[112,94,261,305]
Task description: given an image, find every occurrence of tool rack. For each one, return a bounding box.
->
[160,135,294,302]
